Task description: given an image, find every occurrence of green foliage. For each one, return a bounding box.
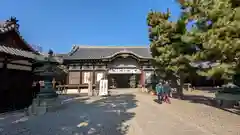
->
[148,0,240,91]
[147,8,198,97]
[147,9,195,78]
[181,0,240,81]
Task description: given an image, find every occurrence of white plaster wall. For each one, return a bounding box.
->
[108,57,139,68]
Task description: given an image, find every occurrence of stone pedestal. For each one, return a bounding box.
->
[26,97,61,116]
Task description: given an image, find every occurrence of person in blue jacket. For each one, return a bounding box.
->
[156,82,163,103]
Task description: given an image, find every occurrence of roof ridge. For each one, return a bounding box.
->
[75,45,148,48]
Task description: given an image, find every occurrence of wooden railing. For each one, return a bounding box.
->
[56,84,96,94]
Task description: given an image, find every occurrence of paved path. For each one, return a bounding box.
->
[0,88,239,135]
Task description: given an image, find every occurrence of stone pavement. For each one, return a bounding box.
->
[0,89,239,135]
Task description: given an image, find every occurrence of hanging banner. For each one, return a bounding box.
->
[99,79,108,96]
[108,68,141,74]
[96,72,104,82]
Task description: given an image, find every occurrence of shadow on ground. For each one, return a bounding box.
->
[0,94,137,135]
[194,87,221,93]
[172,93,240,116]
[153,99,162,104]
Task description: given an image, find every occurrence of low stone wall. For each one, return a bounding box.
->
[56,89,89,94]
[65,89,88,94]
[194,86,221,91]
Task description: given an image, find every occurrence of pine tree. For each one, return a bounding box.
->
[180,0,240,83]
[147,9,196,98]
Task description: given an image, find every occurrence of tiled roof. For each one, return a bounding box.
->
[55,53,68,58]
[0,17,36,52]
[0,17,19,33]
[0,45,35,59]
[0,45,62,63]
[64,45,152,60]
[37,52,63,63]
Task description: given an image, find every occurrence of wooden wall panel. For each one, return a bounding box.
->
[68,71,80,84]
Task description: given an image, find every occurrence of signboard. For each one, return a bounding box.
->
[145,72,152,79]
[83,72,90,83]
[99,79,108,96]
[96,72,104,82]
[108,68,141,74]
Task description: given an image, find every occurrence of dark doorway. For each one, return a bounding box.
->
[108,74,140,88]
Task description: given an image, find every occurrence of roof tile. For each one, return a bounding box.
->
[0,45,35,59]
[64,46,152,60]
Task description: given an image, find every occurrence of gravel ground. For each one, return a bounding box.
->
[136,92,240,135]
[0,89,239,135]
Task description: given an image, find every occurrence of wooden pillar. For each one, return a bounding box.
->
[2,56,8,90]
[79,70,82,84]
[3,56,7,69]
[52,78,56,88]
[140,69,145,87]
[92,65,95,85]
[88,72,93,96]
[66,72,69,85]
[93,70,95,85]
[104,63,108,79]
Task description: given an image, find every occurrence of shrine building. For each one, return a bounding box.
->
[63,45,154,88]
[0,17,39,112]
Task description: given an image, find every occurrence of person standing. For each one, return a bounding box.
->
[163,81,171,104]
[156,82,163,103]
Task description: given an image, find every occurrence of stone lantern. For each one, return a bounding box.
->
[34,54,60,98]
[30,51,63,115]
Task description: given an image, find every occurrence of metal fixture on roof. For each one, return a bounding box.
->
[0,17,36,52]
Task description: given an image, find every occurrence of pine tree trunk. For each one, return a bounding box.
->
[173,73,184,99]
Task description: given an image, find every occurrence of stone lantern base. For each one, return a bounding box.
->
[26,97,61,116]
[38,88,58,98]
[26,82,60,116]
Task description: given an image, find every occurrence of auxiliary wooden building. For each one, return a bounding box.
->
[0,17,39,112]
[63,45,154,88]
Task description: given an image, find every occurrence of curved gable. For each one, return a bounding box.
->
[64,45,152,60]
[103,50,144,59]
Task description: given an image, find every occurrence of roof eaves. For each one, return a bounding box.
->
[75,45,149,49]
[0,17,36,53]
[0,44,35,59]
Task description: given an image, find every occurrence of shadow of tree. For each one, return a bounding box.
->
[1,94,137,135]
[172,93,240,116]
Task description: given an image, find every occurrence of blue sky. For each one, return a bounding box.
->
[1,0,181,53]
